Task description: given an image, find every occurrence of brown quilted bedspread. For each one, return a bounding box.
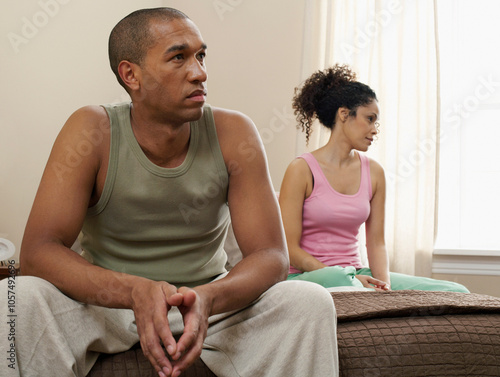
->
[332,290,500,377]
[88,290,500,377]
[88,343,216,377]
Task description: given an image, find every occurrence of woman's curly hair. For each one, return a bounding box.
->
[292,64,377,144]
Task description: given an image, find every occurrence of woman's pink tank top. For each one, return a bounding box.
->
[289,152,373,274]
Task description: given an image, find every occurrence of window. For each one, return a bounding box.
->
[435,0,500,251]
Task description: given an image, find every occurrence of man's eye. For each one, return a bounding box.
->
[197,52,206,61]
[173,54,184,60]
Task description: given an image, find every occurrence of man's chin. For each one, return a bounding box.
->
[186,104,205,121]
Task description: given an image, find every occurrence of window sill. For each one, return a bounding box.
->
[432,249,500,276]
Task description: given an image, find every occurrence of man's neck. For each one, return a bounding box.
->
[130,106,191,169]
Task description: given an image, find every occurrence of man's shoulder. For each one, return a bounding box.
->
[209,106,264,170]
[53,105,111,164]
[210,106,259,145]
[64,105,110,131]
[72,104,109,119]
[211,106,253,129]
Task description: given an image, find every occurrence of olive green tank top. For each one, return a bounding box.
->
[81,102,229,287]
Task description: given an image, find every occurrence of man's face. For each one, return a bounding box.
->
[137,18,208,124]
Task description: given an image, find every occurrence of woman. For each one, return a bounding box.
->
[279,64,468,292]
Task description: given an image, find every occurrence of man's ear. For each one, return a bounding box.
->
[118,60,140,91]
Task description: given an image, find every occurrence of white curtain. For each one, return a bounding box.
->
[297,0,439,276]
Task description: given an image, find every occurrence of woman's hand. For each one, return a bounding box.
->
[355,274,391,291]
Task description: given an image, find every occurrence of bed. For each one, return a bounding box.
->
[331,289,500,376]
[88,288,500,376]
[87,224,500,376]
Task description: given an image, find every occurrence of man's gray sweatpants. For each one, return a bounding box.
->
[0,276,338,376]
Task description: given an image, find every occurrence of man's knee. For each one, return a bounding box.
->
[3,275,64,310]
[266,280,336,315]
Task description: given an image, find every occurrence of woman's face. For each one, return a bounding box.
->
[345,100,380,151]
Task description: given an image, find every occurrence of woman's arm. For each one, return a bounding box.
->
[364,159,391,289]
[279,159,327,272]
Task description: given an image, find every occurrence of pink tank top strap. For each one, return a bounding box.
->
[358,152,373,199]
[298,153,329,195]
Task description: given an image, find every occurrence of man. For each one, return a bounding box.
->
[1,8,338,377]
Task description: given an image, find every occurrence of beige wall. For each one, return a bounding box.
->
[164,0,305,185]
[0,0,306,261]
[433,274,500,298]
[0,0,500,296]
[1,0,498,298]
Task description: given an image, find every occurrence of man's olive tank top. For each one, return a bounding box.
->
[81,103,229,287]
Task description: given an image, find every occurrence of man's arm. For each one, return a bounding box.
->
[203,107,290,311]
[169,108,290,372]
[20,106,182,377]
[21,105,124,304]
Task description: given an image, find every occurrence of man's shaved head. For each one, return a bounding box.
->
[108,8,189,89]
